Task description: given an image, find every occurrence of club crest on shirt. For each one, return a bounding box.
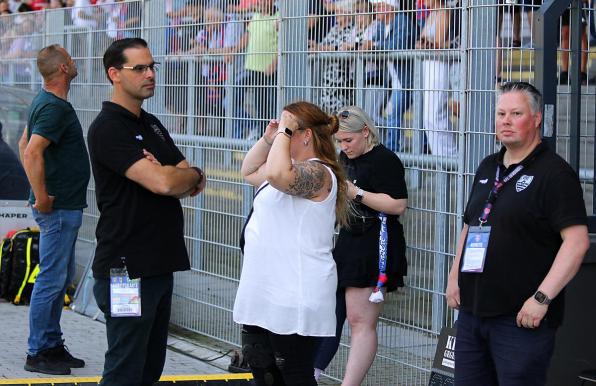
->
[515,175,534,192]
[479,178,488,184]
[150,124,166,141]
[135,135,143,141]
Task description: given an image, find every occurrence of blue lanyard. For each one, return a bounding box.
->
[373,213,388,293]
[478,164,523,226]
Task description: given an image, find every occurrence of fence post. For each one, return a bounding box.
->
[432,170,450,333]
[467,0,498,171]
[279,0,308,106]
[534,0,572,150]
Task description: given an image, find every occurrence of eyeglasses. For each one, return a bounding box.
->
[339,110,350,118]
[118,62,161,74]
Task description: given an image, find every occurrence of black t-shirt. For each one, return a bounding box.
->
[334,145,408,291]
[460,143,587,327]
[0,137,29,200]
[88,102,190,279]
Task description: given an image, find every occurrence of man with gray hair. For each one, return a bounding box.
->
[20,44,90,375]
[446,82,589,385]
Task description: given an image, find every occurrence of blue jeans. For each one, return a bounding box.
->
[384,88,410,152]
[28,208,82,355]
[455,311,556,386]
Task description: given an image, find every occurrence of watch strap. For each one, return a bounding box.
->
[278,127,293,137]
[354,188,364,203]
[533,290,551,305]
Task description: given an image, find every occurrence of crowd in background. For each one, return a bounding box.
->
[1,0,595,155]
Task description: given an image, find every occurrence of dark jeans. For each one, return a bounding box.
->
[313,288,346,370]
[244,325,317,386]
[455,311,556,386]
[94,274,174,386]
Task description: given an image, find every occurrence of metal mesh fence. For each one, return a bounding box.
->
[1,0,595,384]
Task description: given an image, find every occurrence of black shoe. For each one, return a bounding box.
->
[45,345,85,368]
[559,71,568,85]
[24,354,71,375]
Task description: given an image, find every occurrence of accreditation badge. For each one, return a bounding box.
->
[109,267,141,317]
[461,226,491,273]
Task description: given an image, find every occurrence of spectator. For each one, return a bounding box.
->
[350,0,384,125]
[234,101,350,385]
[310,0,356,113]
[559,3,590,85]
[164,1,202,132]
[226,0,258,14]
[8,0,20,12]
[371,0,416,152]
[181,4,244,136]
[446,81,589,386]
[0,1,12,13]
[520,0,540,47]
[48,0,64,8]
[313,106,408,384]
[16,0,33,12]
[0,121,29,200]
[4,15,40,83]
[29,0,49,11]
[105,0,141,40]
[416,0,457,156]
[232,0,279,138]
[416,0,429,31]
[496,0,521,83]
[71,0,103,29]
[308,0,334,45]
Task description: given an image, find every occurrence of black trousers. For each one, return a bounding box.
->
[244,325,318,386]
[94,274,173,386]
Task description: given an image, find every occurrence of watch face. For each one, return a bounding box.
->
[534,291,550,304]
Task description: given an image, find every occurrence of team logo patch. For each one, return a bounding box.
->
[479,178,488,184]
[151,123,166,141]
[515,175,534,192]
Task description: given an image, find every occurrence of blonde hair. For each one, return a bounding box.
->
[337,105,380,147]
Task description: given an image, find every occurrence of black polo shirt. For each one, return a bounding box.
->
[460,142,587,327]
[88,102,190,279]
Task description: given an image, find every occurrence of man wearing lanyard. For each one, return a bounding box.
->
[88,38,206,386]
[446,81,589,386]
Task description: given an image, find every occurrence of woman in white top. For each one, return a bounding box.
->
[233,101,350,386]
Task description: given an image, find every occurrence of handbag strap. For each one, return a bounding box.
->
[239,183,270,254]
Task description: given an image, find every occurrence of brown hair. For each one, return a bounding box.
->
[283,101,350,227]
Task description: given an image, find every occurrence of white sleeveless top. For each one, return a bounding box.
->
[233,162,338,336]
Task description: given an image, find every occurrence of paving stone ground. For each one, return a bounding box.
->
[0,299,228,380]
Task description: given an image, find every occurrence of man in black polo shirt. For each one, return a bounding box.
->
[446,82,589,386]
[87,38,206,386]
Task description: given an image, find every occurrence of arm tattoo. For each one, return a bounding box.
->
[286,161,326,199]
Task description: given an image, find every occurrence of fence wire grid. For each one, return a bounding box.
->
[1,0,595,384]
